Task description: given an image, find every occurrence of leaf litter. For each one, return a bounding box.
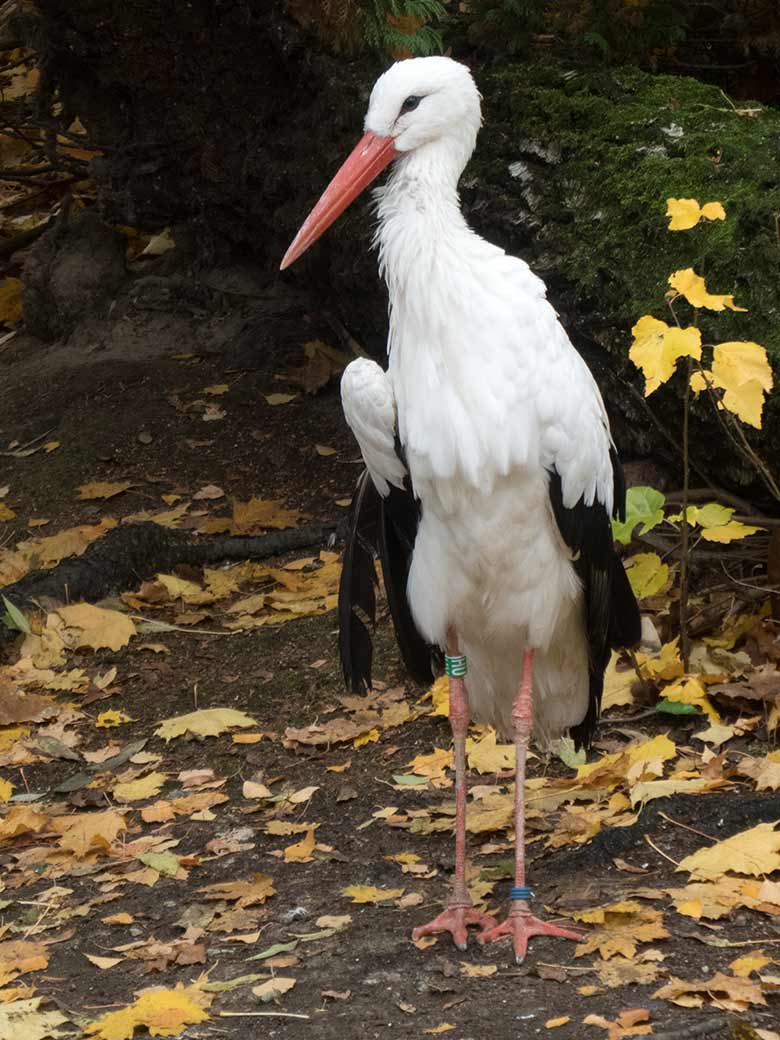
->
[0,385,779,1035]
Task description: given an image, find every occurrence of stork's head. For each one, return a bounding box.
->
[281,57,481,270]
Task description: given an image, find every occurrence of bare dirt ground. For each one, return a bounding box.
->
[0,292,778,1040]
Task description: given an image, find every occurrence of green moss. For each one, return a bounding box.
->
[474,62,780,358]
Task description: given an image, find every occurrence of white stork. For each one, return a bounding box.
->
[281,56,641,963]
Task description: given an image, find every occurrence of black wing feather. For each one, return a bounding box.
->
[338,469,381,693]
[548,445,642,750]
[339,466,436,693]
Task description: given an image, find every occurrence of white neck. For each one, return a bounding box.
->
[374,140,473,304]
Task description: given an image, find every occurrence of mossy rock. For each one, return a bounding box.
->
[460,61,780,484]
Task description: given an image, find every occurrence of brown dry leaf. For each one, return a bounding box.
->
[737,752,780,791]
[54,809,127,859]
[546,1017,571,1029]
[596,957,661,987]
[316,914,352,930]
[253,976,296,1002]
[0,807,49,844]
[0,277,23,325]
[56,603,136,652]
[102,913,133,925]
[460,963,497,978]
[264,392,298,406]
[0,685,54,726]
[232,498,306,533]
[85,954,123,969]
[0,940,49,978]
[677,821,780,880]
[155,707,256,742]
[77,481,134,501]
[198,874,276,907]
[424,1026,455,1035]
[652,971,766,1011]
[242,780,272,799]
[283,828,317,863]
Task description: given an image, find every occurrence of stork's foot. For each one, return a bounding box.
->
[412,902,496,951]
[478,903,582,964]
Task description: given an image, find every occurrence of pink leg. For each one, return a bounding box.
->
[479,649,582,963]
[412,630,496,950]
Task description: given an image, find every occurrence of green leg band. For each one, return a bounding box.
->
[445,654,468,677]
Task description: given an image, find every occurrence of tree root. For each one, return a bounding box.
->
[0,519,336,648]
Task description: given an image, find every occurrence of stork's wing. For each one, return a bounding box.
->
[339,359,436,692]
[548,437,642,750]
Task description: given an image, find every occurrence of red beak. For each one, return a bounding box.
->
[280,131,397,270]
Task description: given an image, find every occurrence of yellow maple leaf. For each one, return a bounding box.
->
[54,809,127,860]
[638,639,684,681]
[466,728,515,773]
[729,951,772,977]
[113,772,167,803]
[678,821,780,880]
[155,707,256,742]
[0,779,13,803]
[666,198,726,231]
[669,269,746,311]
[342,884,404,904]
[601,652,636,710]
[77,481,134,501]
[573,901,668,960]
[353,726,380,748]
[198,874,276,906]
[231,497,306,533]
[629,316,701,396]
[710,341,773,428]
[56,603,136,652]
[428,675,449,716]
[700,520,763,542]
[653,971,765,1012]
[84,987,209,1039]
[663,676,720,722]
[96,710,133,728]
[625,552,669,599]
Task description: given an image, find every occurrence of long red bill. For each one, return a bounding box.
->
[280,131,396,270]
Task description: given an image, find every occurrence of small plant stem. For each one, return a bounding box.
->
[680,355,692,671]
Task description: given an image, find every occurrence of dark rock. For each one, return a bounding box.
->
[22,209,127,341]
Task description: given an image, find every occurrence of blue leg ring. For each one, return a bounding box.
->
[510,886,534,901]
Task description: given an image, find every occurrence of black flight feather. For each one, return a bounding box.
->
[338,469,380,693]
[339,467,436,693]
[548,446,642,751]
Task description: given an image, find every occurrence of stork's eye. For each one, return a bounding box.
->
[400,95,422,114]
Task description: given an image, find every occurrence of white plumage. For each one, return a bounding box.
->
[339,57,616,739]
[282,55,640,960]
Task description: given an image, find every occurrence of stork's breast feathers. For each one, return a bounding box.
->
[340,358,407,497]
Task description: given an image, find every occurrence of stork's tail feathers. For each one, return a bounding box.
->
[339,469,436,693]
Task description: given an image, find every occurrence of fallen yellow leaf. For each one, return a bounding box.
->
[342,884,404,904]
